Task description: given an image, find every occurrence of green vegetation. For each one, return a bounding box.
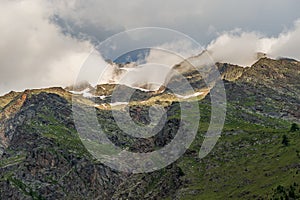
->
[8,176,45,200]
[24,110,90,158]
[172,100,300,199]
[176,129,300,199]
[0,154,25,168]
[271,183,300,199]
[282,135,289,146]
[290,123,300,132]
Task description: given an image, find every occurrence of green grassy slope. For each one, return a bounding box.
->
[174,100,300,199]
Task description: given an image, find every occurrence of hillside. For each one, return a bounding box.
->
[0,57,299,199]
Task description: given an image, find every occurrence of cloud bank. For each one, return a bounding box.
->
[143,19,300,68]
[50,0,299,44]
[0,0,92,95]
[0,0,300,95]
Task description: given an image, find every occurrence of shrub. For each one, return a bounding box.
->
[282,135,289,146]
[290,123,300,132]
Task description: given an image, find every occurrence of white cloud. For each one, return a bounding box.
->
[0,0,93,95]
[206,19,300,66]
[206,30,265,66]
[268,19,300,59]
[146,39,202,67]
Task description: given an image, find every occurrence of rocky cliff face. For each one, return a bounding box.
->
[0,57,299,199]
[0,92,124,199]
[225,58,300,122]
[0,91,184,199]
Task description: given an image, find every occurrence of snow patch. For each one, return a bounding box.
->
[175,92,203,99]
[110,102,129,107]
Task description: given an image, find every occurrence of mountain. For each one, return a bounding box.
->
[0,57,299,199]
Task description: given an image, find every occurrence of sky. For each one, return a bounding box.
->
[0,0,300,95]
